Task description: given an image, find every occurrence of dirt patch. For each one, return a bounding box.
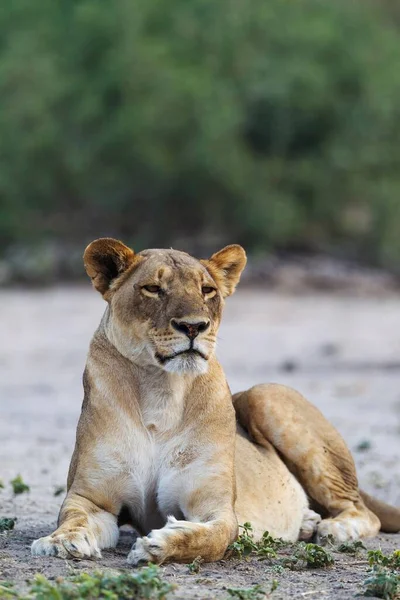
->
[1,287,399,598]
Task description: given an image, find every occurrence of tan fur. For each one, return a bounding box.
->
[31,239,400,564]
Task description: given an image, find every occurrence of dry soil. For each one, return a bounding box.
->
[1,287,399,598]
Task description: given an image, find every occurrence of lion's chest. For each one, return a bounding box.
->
[114,428,190,532]
[94,383,190,532]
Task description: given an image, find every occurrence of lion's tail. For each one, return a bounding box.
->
[360,489,400,533]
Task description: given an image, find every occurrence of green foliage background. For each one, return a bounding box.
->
[1,0,400,265]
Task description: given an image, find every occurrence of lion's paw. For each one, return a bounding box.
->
[127,517,189,566]
[127,528,172,566]
[127,536,158,566]
[31,530,101,559]
[299,509,321,541]
[316,518,361,543]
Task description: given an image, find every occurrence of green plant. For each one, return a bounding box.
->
[227,585,266,600]
[187,557,203,574]
[2,0,400,270]
[254,530,281,561]
[356,440,372,452]
[337,540,366,554]
[0,581,17,599]
[368,550,400,569]
[270,581,279,593]
[362,569,400,599]
[228,524,333,571]
[53,486,66,497]
[227,523,281,560]
[0,518,16,532]
[272,565,284,574]
[0,480,4,490]
[0,566,175,600]
[10,476,29,495]
[228,523,259,559]
[227,580,278,599]
[281,542,334,570]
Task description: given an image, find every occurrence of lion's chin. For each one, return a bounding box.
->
[160,352,209,376]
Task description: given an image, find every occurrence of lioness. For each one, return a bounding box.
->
[32,239,400,564]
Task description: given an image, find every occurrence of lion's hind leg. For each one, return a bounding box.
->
[233,384,380,543]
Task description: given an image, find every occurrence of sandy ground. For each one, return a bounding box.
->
[1,286,400,598]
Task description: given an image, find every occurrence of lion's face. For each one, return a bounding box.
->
[110,250,224,375]
[84,239,247,375]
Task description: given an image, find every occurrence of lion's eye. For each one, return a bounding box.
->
[142,285,161,294]
[202,286,216,295]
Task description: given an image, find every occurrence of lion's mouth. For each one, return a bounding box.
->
[155,347,208,365]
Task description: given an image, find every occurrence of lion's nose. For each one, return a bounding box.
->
[171,319,210,340]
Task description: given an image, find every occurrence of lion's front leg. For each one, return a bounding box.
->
[31,493,119,559]
[127,468,238,565]
[128,514,236,565]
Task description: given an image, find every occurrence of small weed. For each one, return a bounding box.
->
[259,531,285,549]
[228,523,258,558]
[0,518,16,533]
[228,524,332,572]
[53,485,66,497]
[29,568,174,600]
[362,569,400,599]
[0,480,4,490]
[187,557,203,574]
[356,440,372,452]
[227,584,266,599]
[281,542,334,570]
[270,580,279,593]
[227,523,282,560]
[0,566,174,599]
[368,550,400,570]
[361,548,400,599]
[0,581,17,599]
[257,531,284,560]
[227,580,278,599]
[10,476,29,495]
[195,578,213,586]
[337,540,366,554]
[299,543,335,568]
[272,564,284,574]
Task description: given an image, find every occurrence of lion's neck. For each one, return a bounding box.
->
[137,369,190,432]
[91,324,202,433]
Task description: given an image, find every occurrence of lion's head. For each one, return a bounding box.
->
[83,238,247,375]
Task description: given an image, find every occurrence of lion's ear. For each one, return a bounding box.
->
[201,244,247,297]
[83,238,136,296]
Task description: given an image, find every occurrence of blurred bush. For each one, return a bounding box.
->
[0,0,400,266]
